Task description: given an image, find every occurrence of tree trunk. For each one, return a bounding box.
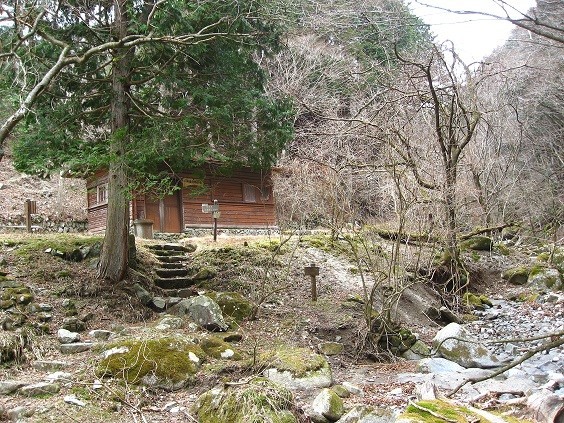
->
[98,0,132,282]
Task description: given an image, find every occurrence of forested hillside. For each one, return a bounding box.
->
[0,1,563,422]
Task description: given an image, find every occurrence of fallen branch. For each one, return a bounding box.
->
[458,223,512,241]
[408,401,458,423]
[447,334,564,397]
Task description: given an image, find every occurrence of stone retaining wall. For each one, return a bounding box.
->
[0,217,88,233]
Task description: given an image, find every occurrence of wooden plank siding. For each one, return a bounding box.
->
[85,165,277,233]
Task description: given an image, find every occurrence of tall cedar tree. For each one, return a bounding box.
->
[0,1,294,281]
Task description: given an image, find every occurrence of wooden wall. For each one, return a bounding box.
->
[85,165,277,233]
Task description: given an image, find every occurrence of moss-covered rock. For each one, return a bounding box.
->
[527,266,562,291]
[397,399,507,423]
[259,347,327,378]
[318,342,344,356]
[311,388,344,422]
[462,292,492,311]
[460,236,492,251]
[205,291,254,322]
[199,335,241,360]
[97,336,206,390]
[1,286,34,306]
[260,346,332,390]
[432,323,499,369]
[193,377,296,423]
[501,267,530,285]
[402,340,431,360]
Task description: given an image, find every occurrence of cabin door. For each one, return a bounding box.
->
[145,192,182,233]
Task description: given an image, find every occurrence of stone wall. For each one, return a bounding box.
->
[0,216,88,233]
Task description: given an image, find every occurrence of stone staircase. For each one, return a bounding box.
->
[147,244,198,297]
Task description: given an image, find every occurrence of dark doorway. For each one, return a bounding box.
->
[145,192,182,233]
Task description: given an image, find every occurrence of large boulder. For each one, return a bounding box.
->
[460,236,492,251]
[260,347,333,390]
[97,336,205,390]
[168,295,228,331]
[432,323,501,369]
[192,377,296,423]
[528,267,562,291]
[501,267,530,285]
[311,388,344,422]
[204,291,254,322]
[339,405,397,423]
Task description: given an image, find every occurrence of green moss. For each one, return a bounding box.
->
[501,267,530,285]
[199,335,241,360]
[463,292,485,310]
[513,291,539,303]
[97,337,205,388]
[205,291,254,322]
[495,243,511,256]
[1,287,34,305]
[193,377,296,423]
[460,237,492,251]
[14,234,102,260]
[400,400,487,423]
[258,346,327,378]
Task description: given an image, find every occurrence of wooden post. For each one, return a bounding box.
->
[24,200,31,233]
[24,199,36,233]
[212,200,219,242]
[304,263,320,301]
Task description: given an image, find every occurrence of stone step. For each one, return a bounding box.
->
[147,244,192,253]
[157,256,188,263]
[160,288,197,298]
[156,268,188,278]
[150,249,186,257]
[154,277,197,289]
[158,262,185,269]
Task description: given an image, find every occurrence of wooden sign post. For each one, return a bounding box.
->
[24,199,37,233]
[202,200,220,241]
[304,263,320,301]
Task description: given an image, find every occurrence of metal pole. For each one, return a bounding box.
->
[213,217,218,242]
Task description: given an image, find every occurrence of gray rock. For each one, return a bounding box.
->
[264,366,333,391]
[169,295,228,331]
[151,296,167,311]
[311,388,344,422]
[33,360,69,372]
[0,380,28,395]
[45,371,72,383]
[433,323,501,368]
[416,357,465,373]
[132,283,152,306]
[339,405,397,423]
[528,267,562,291]
[61,317,86,332]
[20,382,60,397]
[155,315,184,330]
[402,340,431,360]
[57,328,80,344]
[318,342,344,356]
[342,381,364,396]
[59,342,93,354]
[7,406,35,421]
[88,329,114,341]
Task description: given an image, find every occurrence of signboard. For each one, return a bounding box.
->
[202,203,219,213]
[182,178,203,188]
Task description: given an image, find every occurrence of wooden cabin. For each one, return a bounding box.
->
[86,164,276,233]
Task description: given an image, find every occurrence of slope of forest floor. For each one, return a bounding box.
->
[0,232,560,422]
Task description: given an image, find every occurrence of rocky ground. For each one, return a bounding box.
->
[0,231,562,423]
[0,154,86,227]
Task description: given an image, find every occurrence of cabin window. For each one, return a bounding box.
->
[97,183,108,204]
[243,183,257,203]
